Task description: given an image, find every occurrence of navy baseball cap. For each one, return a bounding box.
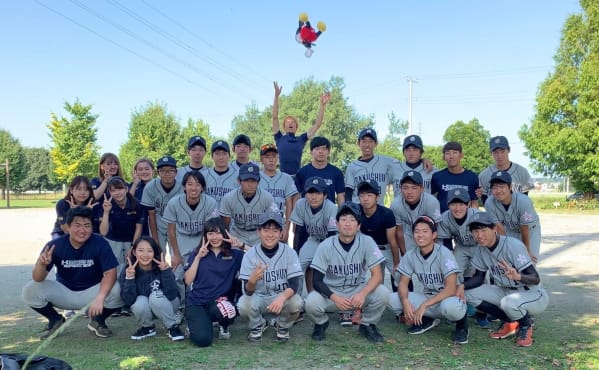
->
[238,163,260,181]
[305,176,328,193]
[358,128,378,142]
[260,143,278,156]
[403,135,423,150]
[336,202,363,223]
[400,170,423,186]
[156,156,177,168]
[211,140,230,154]
[233,134,252,147]
[188,136,207,150]
[490,136,510,151]
[447,189,470,205]
[259,211,283,228]
[468,212,495,230]
[490,170,512,185]
[357,180,380,195]
[310,136,331,150]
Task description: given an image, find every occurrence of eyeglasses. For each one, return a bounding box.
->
[260,144,277,152]
[158,169,177,175]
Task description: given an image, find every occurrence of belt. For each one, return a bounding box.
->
[508,286,530,291]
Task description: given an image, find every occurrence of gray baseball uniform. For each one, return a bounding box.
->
[465,235,549,320]
[289,198,338,269]
[175,165,209,184]
[390,162,436,196]
[219,188,278,246]
[437,208,480,274]
[238,242,304,329]
[203,167,239,207]
[389,244,466,321]
[390,192,442,252]
[304,233,390,325]
[141,178,183,248]
[259,171,298,216]
[345,155,396,204]
[484,193,541,259]
[479,163,533,196]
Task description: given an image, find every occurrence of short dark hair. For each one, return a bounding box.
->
[182,170,207,189]
[66,206,94,225]
[411,215,437,233]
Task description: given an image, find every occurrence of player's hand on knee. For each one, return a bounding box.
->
[413,305,427,325]
[267,295,286,315]
[456,284,465,302]
[350,292,366,309]
[331,294,353,311]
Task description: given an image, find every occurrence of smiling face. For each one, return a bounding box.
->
[188,145,207,167]
[71,181,92,204]
[491,182,512,204]
[101,157,119,177]
[212,149,230,170]
[306,190,326,208]
[205,229,224,248]
[403,145,422,164]
[157,166,177,186]
[448,201,468,219]
[443,149,463,170]
[134,160,154,182]
[336,214,360,239]
[471,226,497,247]
[413,222,437,250]
[67,216,93,247]
[358,137,377,159]
[258,222,282,248]
[133,240,156,269]
[108,184,128,204]
[184,176,203,203]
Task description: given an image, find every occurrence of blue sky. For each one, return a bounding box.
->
[0,1,582,173]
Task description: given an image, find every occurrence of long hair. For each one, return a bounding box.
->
[107,176,138,209]
[130,236,162,272]
[64,176,94,204]
[98,152,123,178]
[200,217,232,257]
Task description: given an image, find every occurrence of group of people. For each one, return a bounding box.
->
[22,83,548,351]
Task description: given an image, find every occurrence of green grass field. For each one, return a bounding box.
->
[0,193,62,209]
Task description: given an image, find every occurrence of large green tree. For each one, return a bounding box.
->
[230,76,373,170]
[180,118,217,168]
[119,102,186,179]
[18,147,56,192]
[520,0,599,191]
[442,118,492,174]
[48,100,100,184]
[0,129,26,199]
[378,112,408,160]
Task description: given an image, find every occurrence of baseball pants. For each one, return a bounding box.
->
[22,280,123,310]
[388,292,466,321]
[130,291,180,328]
[465,284,548,320]
[237,293,303,330]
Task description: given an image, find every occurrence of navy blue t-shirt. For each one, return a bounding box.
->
[184,248,244,306]
[103,198,145,242]
[431,168,479,213]
[132,181,150,236]
[44,233,118,291]
[359,205,396,245]
[274,131,309,175]
[295,163,345,203]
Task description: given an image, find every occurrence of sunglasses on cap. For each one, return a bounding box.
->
[260,143,277,151]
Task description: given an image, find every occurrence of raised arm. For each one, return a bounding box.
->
[272,82,283,135]
[307,92,331,139]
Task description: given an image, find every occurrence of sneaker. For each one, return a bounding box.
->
[475,316,491,329]
[275,323,290,343]
[489,321,519,339]
[130,326,156,340]
[87,320,113,338]
[311,321,329,341]
[218,325,231,340]
[453,326,469,345]
[247,321,268,342]
[40,317,65,340]
[358,324,384,343]
[110,310,121,318]
[516,325,533,347]
[168,325,185,341]
[120,307,133,317]
[174,309,184,325]
[64,310,76,319]
[338,312,352,327]
[407,318,441,335]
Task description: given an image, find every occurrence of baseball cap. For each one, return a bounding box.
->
[443,141,463,153]
[305,176,328,193]
[260,143,279,156]
[358,128,378,142]
[259,211,283,229]
[400,170,423,186]
[468,212,495,230]
[403,135,423,150]
[188,136,207,150]
[490,170,512,185]
[490,136,510,151]
[447,189,470,205]
[336,202,363,223]
[357,180,380,195]
[211,140,230,154]
[156,156,177,168]
[232,134,252,147]
[310,136,331,150]
[238,163,260,181]
[412,215,437,233]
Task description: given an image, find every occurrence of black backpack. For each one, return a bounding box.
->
[0,353,72,370]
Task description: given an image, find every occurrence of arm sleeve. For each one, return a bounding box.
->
[312,269,334,299]
[287,276,301,294]
[345,187,353,202]
[463,269,486,290]
[295,225,309,250]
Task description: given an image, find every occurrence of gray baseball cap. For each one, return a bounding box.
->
[468,212,495,230]
[490,136,510,151]
[336,202,363,223]
[447,189,470,205]
[259,212,283,228]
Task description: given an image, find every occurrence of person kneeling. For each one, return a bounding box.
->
[120,236,184,341]
[238,212,303,343]
[389,216,469,344]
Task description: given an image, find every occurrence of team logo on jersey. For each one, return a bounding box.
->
[445,259,457,270]
[517,253,528,265]
[521,211,534,222]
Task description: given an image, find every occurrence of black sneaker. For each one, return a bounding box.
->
[120,307,133,317]
[40,317,65,340]
[453,326,469,345]
[407,318,440,335]
[130,325,156,340]
[168,325,185,341]
[358,324,384,343]
[274,323,290,343]
[247,321,268,342]
[311,321,329,341]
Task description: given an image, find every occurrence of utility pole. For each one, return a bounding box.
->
[4,159,9,208]
[407,77,418,134]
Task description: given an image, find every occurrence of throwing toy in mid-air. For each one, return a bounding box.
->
[295,12,326,58]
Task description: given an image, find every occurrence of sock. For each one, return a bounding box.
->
[518,313,532,327]
[476,301,510,323]
[455,314,468,329]
[31,303,63,323]
[94,307,121,324]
